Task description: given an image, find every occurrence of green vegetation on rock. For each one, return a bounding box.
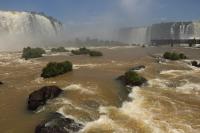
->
[163,52,187,60]
[124,71,146,86]
[51,47,68,52]
[71,47,103,57]
[22,47,46,60]
[89,50,103,57]
[117,71,147,86]
[71,47,90,55]
[41,61,73,78]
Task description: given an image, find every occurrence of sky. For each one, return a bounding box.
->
[0,0,200,28]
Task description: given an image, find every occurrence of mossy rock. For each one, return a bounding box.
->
[117,71,147,86]
[51,47,68,52]
[89,51,103,57]
[41,61,72,78]
[22,47,46,60]
[71,47,103,57]
[163,52,187,60]
[71,47,90,55]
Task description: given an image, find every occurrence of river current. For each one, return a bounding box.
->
[0,46,200,133]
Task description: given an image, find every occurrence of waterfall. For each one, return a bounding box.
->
[118,21,200,44]
[0,11,62,37]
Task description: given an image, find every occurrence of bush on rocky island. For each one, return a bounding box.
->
[41,61,72,78]
[117,71,147,86]
[71,47,90,55]
[22,47,46,60]
[163,52,187,60]
[51,47,68,52]
[27,86,63,111]
[89,50,103,57]
[71,47,103,57]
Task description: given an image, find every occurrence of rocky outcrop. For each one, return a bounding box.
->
[35,113,83,133]
[28,86,63,111]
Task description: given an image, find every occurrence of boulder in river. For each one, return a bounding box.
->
[28,86,63,111]
[191,61,200,68]
[35,112,83,133]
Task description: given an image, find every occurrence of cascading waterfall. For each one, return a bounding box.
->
[0,11,63,50]
[193,21,200,39]
[119,21,200,44]
[0,11,62,37]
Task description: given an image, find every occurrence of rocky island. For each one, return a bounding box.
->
[41,61,73,78]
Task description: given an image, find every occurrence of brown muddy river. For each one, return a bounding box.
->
[0,46,200,133]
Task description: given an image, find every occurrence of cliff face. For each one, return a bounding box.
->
[0,11,62,37]
[118,21,200,44]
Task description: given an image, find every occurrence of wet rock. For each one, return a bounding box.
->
[191,61,200,67]
[35,112,83,133]
[129,65,145,71]
[117,71,147,87]
[28,86,63,111]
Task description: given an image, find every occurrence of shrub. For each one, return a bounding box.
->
[71,47,103,57]
[124,71,146,85]
[41,61,72,78]
[71,47,90,55]
[163,52,187,60]
[170,53,180,60]
[179,53,187,59]
[51,47,68,52]
[22,47,46,60]
[89,50,103,57]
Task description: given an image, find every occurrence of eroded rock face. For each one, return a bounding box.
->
[28,86,63,111]
[35,113,83,133]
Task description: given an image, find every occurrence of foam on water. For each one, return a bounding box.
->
[176,81,200,94]
[43,52,69,57]
[63,84,96,95]
[81,115,126,133]
[81,78,200,133]
[73,64,102,70]
[0,52,41,66]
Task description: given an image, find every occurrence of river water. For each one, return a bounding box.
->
[0,46,200,133]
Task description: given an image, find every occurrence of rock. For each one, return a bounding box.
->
[28,86,63,111]
[35,113,83,133]
[0,81,3,85]
[129,65,145,71]
[191,61,200,67]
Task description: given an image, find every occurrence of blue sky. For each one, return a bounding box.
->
[0,0,199,27]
